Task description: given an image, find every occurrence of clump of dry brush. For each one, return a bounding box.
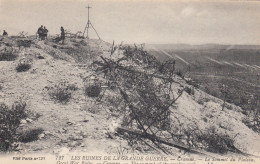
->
[0,101,43,152]
[48,81,78,103]
[94,44,176,127]
[0,47,18,61]
[92,44,184,152]
[91,43,239,155]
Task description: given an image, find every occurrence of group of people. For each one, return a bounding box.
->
[37,25,65,44]
[2,26,66,44]
[37,25,49,40]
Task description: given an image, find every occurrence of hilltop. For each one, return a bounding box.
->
[0,36,260,158]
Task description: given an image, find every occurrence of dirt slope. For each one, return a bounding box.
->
[0,36,260,157]
[0,37,128,155]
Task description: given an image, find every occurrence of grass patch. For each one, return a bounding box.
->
[197,126,236,154]
[169,124,236,154]
[197,97,210,105]
[19,128,44,143]
[186,78,200,88]
[66,84,78,91]
[87,107,100,114]
[37,55,45,59]
[0,48,18,61]
[185,86,194,95]
[85,85,101,97]
[49,87,72,103]
[48,82,77,103]
[16,63,31,72]
[0,102,27,151]
[17,39,32,49]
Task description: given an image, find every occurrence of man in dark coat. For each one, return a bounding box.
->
[60,26,65,44]
[43,26,48,40]
[2,30,8,36]
[37,25,44,40]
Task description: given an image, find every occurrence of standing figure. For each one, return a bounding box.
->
[60,26,65,44]
[43,26,48,40]
[37,25,44,40]
[2,30,8,36]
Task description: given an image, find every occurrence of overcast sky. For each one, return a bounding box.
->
[0,0,260,44]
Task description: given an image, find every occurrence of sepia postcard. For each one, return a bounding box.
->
[0,0,260,164]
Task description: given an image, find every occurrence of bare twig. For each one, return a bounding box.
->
[117,127,217,157]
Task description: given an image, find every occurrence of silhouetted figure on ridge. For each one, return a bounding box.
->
[43,26,48,40]
[37,25,44,40]
[2,30,8,36]
[53,26,66,44]
[60,26,65,44]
